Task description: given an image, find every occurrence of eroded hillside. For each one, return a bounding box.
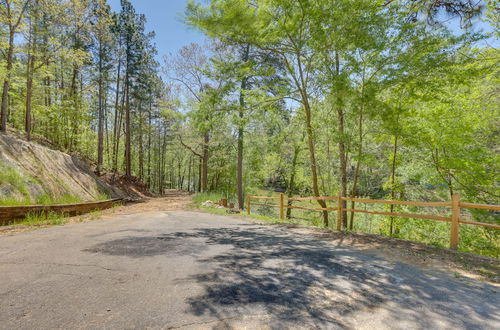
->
[0,135,124,204]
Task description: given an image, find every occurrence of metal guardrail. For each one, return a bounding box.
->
[0,198,124,225]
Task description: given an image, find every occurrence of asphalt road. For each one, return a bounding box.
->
[0,211,498,329]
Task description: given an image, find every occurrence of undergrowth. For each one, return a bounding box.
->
[18,211,65,226]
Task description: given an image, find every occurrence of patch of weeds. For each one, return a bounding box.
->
[87,209,102,220]
[0,163,32,202]
[20,211,65,226]
[98,193,110,200]
[35,193,52,205]
[0,198,32,206]
[55,194,82,204]
[34,193,81,205]
[477,267,497,279]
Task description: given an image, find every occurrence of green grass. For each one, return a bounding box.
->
[0,163,85,206]
[34,193,82,205]
[0,192,83,207]
[19,211,65,226]
[0,198,33,206]
[191,192,228,206]
[98,193,111,201]
[0,164,31,199]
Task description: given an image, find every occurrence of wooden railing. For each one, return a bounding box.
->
[246,194,500,250]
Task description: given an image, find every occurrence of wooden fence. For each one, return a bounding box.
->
[0,199,124,225]
[246,194,500,249]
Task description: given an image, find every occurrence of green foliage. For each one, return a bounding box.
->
[97,193,110,201]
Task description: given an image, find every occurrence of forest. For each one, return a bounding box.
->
[0,0,498,256]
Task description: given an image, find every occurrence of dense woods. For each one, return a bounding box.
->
[0,0,498,254]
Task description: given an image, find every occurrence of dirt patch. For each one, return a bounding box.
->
[99,174,156,199]
[98,191,192,218]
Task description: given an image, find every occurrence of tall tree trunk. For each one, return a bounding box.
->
[138,104,144,179]
[236,44,250,209]
[68,64,79,151]
[191,156,196,192]
[303,97,328,226]
[25,20,36,141]
[335,51,348,228]
[202,131,209,192]
[156,126,162,192]
[198,158,202,192]
[161,126,168,193]
[124,71,132,177]
[187,155,192,192]
[237,80,246,209]
[105,97,110,168]
[147,104,152,188]
[349,80,365,230]
[2,0,30,132]
[114,82,126,173]
[389,135,398,236]
[97,39,104,174]
[112,53,122,172]
[1,31,15,133]
[296,56,328,226]
[286,144,301,219]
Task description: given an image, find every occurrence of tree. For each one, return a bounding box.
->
[0,0,31,133]
[90,0,114,174]
[187,0,331,225]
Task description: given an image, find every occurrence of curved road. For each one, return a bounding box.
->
[0,211,498,329]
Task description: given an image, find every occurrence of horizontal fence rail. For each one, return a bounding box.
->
[0,199,124,225]
[246,194,499,250]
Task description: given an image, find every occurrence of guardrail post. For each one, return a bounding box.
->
[450,194,460,249]
[279,193,285,219]
[247,195,251,215]
[337,193,342,231]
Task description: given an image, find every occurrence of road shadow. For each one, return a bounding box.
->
[83,234,205,257]
[85,224,499,329]
[170,226,499,329]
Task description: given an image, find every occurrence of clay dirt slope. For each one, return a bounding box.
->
[0,135,124,202]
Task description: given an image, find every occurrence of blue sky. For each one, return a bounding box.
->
[107,0,497,61]
[108,0,206,61]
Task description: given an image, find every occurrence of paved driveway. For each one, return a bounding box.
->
[0,211,498,329]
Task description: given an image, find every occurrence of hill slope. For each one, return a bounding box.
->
[0,135,125,204]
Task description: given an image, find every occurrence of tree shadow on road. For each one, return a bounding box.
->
[170,227,499,329]
[85,224,499,329]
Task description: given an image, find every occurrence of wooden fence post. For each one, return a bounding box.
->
[247,195,251,215]
[450,194,460,250]
[279,193,285,219]
[337,193,342,231]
